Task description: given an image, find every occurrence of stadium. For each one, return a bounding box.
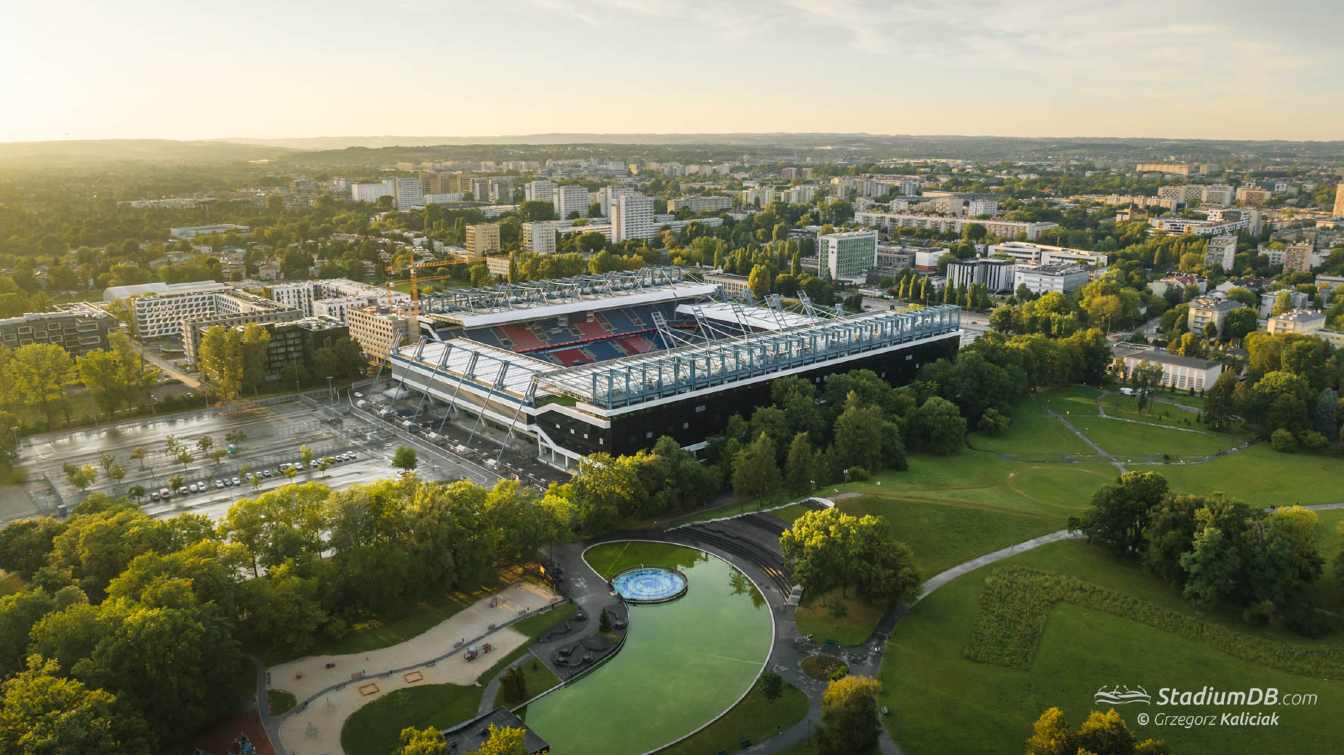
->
[388,267,962,471]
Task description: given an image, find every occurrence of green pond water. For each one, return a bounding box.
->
[524,542,774,754]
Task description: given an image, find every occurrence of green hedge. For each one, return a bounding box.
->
[963,567,1344,680]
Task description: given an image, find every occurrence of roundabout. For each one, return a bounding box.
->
[611,566,689,604]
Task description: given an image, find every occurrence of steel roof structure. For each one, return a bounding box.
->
[537,305,961,409]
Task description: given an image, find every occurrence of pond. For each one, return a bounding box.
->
[524,541,774,753]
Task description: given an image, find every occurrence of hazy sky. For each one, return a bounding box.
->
[3,0,1341,142]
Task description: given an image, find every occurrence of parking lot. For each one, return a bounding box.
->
[9,380,571,523]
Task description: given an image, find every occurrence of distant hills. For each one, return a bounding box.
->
[1,134,1340,169]
[0,139,294,167]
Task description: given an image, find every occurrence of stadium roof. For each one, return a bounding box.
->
[394,338,556,398]
[676,302,817,332]
[418,266,717,328]
[538,305,961,410]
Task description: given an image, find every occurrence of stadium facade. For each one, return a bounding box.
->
[389,267,961,471]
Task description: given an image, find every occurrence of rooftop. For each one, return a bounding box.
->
[1114,344,1221,370]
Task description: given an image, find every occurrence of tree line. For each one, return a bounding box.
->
[0,475,570,751]
[1071,471,1340,636]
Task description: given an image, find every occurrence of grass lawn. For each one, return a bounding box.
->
[881,536,1344,755]
[969,392,1097,459]
[266,689,296,715]
[794,588,887,646]
[512,601,577,638]
[658,676,810,755]
[1160,445,1344,507]
[495,654,561,707]
[583,540,711,580]
[341,683,481,755]
[1100,392,1204,425]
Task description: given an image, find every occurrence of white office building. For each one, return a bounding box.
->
[988,241,1109,268]
[610,194,656,242]
[553,185,590,220]
[1014,264,1091,295]
[946,258,1016,292]
[1112,346,1223,392]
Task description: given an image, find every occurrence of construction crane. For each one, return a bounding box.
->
[384,258,461,311]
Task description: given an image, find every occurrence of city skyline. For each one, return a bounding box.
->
[3,0,1342,143]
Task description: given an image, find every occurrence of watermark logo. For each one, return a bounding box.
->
[1094,684,1152,706]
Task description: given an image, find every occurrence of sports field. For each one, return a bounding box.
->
[524,542,774,754]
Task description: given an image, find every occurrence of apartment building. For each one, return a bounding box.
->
[1201,184,1236,207]
[169,224,250,239]
[1266,309,1325,336]
[524,179,554,203]
[1283,242,1319,274]
[552,185,590,219]
[702,272,752,297]
[781,185,818,205]
[854,210,1058,241]
[1236,186,1272,207]
[1205,235,1237,272]
[466,223,502,255]
[0,303,117,355]
[1334,183,1344,218]
[347,306,415,361]
[817,230,878,282]
[1136,162,1193,177]
[610,194,655,242]
[667,196,733,213]
[1187,295,1244,335]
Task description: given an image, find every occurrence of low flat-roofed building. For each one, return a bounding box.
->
[1266,309,1326,336]
[1014,263,1090,295]
[1112,344,1223,392]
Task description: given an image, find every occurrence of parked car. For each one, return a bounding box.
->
[232,477,242,486]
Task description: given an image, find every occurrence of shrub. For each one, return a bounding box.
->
[1270,428,1297,453]
[1297,430,1328,451]
[977,407,1010,435]
[845,466,870,481]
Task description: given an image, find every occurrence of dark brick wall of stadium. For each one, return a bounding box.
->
[536,333,959,458]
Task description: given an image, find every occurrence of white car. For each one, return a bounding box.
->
[232,477,242,486]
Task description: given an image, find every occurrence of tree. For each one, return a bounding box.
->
[128,448,146,470]
[784,433,816,494]
[832,393,884,472]
[397,725,445,755]
[239,323,272,395]
[780,508,920,603]
[391,445,418,474]
[760,670,784,701]
[1070,472,1170,558]
[1129,362,1165,413]
[469,724,526,755]
[1220,308,1258,341]
[63,464,96,493]
[0,656,153,754]
[0,518,63,579]
[732,433,780,500]
[817,675,881,755]
[196,325,245,400]
[907,397,966,455]
[1026,707,1168,755]
[8,344,74,429]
